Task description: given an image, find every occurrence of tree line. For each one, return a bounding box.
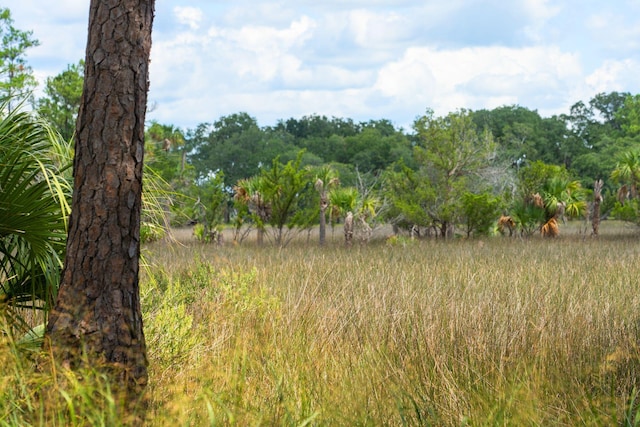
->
[5,6,640,245]
[142,93,640,243]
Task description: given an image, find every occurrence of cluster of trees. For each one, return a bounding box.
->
[16,45,640,243]
[142,95,640,243]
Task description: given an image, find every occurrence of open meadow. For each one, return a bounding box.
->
[2,221,640,425]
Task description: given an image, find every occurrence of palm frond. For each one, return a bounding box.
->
[0,101,71,330]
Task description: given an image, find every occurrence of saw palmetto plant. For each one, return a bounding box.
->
[0,102,72,335]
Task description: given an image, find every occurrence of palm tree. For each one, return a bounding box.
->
[526,177,587,237]
[313,165,339,246]
[328,187,358,228]
[0,102,72,334]
[611,150,640,204]
[542,176,587,220]
[233,176,271,245]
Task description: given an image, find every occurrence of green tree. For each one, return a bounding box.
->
[382,161,434,231]
[233,175,271,245]
[541,176,587,219]
[191,113,298,187]
[328,186,358,226]
[259,152,313,246]
[611,150,640,190]
[563,92,631,183]
[411,109,496,237]
[473,105,546,165]
[0,8,39,112]
[611,150,640,224]
[510,197,546,237]
[192,172,227,243]
[615,94,640,138]
[516,160,570,200]
[460,192,502,237]
[146,121,189,183]
[37,60,84,141]
[341,127,412,173]
[590,91,629,133]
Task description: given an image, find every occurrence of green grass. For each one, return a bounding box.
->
[2,222,640,425]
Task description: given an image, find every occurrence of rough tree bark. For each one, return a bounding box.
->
[316,179,328,246]
[45,0,155,398]
[592,179,603,236]
[344,211,354,246]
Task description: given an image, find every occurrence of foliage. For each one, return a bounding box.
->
[191,113,299,188]
[0,103,71,333]
[516,160,570,200]
[460,191,503,237]
[233,175,271,244]
[473,105,546,164]
[510,197,546,236]
[140,221,166,243]
[328,186,358,220]
[610,150,640,224]
[611,200,640,223]
[192,172,227,243]
[144,121,199,227]
[541,176,587,219]
[383,109,496,237]
[36,60,84,142]
[615,94,640,137]
[611,150,640,191]
[0,8,39,112]
[259,152,314,246]
[310,164,340,245]
[510,161,587,235]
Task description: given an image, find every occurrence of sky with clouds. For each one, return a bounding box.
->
[9,0,640,131]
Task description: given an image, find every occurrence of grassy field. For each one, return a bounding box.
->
[2,221,640,425]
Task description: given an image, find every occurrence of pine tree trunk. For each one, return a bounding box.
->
[45,0,154,399]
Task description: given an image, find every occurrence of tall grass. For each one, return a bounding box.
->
[2,225,640,425]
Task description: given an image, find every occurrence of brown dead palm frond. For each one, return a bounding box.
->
[531,193,544,209]
[541,217,559,237]
[497,215,516,236]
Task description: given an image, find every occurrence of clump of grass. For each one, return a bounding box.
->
[0,315,146,426]
[139,233,640,425]
[2,226,640,425]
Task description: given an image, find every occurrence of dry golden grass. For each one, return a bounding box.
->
[2,220,640,425]
[136,221,640,425]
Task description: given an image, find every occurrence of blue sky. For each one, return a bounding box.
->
[10,0,640,131]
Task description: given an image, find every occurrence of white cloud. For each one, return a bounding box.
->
[521,0,561,42]
[522,0,560,21]
[374,46,583,116]
[585,11,640,55]
[347,9,412,48]
[585,59,640,94]
[174,6,203,30]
